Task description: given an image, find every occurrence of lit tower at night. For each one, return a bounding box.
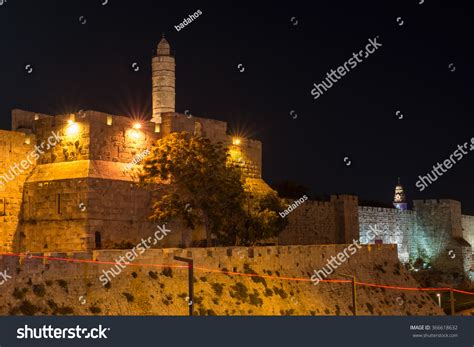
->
[151,36,176,126]
[393,177,407,211]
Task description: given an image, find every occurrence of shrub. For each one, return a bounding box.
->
[272,286,287,299]
[230,283,248,301]
[56,280,68,291]
[211,283,224,296]
[132,272,138,278]
[249,291,263,307]
[89,306,102,314]
[264,288,273,297]
[57,306,74,315]
[13,288,28,300]
[243,264,267,287]
[366,302,374,314]
[200,276,207,282]
[122,292,134,302]
[32,284,46,297]
[148,271,158,279]
[104,282,112,289]
[19,300,40,315]
[161,267,173,278]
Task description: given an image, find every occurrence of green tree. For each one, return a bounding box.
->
[140,132,287,246]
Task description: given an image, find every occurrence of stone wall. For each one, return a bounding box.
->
[0,130,36,252]
[0,244,444,316]
[278,195,358,245]
[461,215,474,253]
[358,207,416,263]
[278,200,338,245]
[412,200,470,277]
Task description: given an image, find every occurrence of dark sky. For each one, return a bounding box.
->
[1,0,473,213]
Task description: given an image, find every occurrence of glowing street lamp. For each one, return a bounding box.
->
[232,137,241,146]
[436,293,441,307]
[133,122,142,130]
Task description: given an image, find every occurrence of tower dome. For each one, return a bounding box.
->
[157,37,171,56]
[393,177,407,211]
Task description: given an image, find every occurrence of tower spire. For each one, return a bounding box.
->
[393,178,407,211]
[151,37,176,124]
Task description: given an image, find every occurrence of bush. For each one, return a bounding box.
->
[249,291,263,307]
[57,306,74,315]
[132,272,138,278]
[272,286,287,299]
[161,267,173,278]
[230,283,248,301]
[366,303,374,314]
[211,283,224,296]
[243,264,267,287]
[264,288,273,297]
[122,292,134,302]
[32,284,46,297]
[56,280,68,291]
[13,288,28,300]
[19,300,40,315]
[89,306,102,314]
[148,271,158,279]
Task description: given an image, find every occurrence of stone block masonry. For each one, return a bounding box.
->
[0,245,444,316]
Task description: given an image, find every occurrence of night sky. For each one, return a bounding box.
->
[1,1,473,213]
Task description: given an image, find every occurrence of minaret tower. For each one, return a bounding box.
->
[151,35,175,125]
[393,177,407,211]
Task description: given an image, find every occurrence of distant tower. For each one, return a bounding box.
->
[393,177,407,211]
[151,35,175,124]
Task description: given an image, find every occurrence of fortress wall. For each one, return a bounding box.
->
[87,112,159,164]
[412,200,469,276]
[331,195,359,244]
[21,178,90,252]
[228,137,262,179]
[0,130,37,252]
[278,200,338,245]
[358,207,416,263]
[34,111,159,165]
[161,113,228,142]
[0,244,443,316]
[461,215,474,249]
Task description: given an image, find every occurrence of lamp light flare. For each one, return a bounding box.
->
[233,137,241,145]
[133,122,142,130]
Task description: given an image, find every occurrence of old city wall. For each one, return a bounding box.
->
[358,207,416,263]
[412,200,471,277]
[278,200,338,245]
[0,130,36,252]
[461,215,474,252]
[0,244,443,316]
[278,195,358,245]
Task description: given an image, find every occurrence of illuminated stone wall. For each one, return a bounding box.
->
[358,207,415,263]
[0,244,444,316]
[411,199,470,277]
[461,215,474,251]
[0,130,36,252]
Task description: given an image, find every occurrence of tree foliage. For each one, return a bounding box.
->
[140,132,287,246]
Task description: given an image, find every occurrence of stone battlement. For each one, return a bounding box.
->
[359,206,416,216]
